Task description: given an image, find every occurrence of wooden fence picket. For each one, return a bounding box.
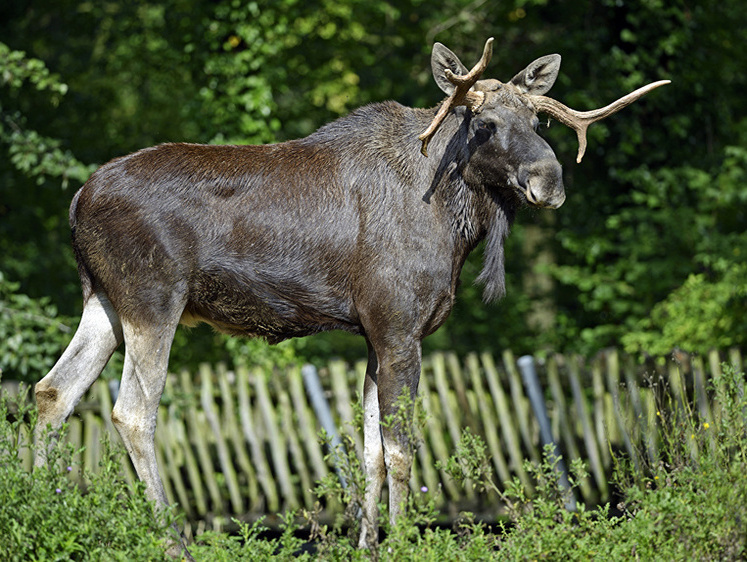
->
[181,369,223,514]
[200,364,244,514]
[604,349,640,472]
[481,352,533,493]
[278,380,314,508]
[466,352,512,487]
[503,350,539,465]
[446,352,479,435]
[254,367,299,510]
[236,366,278,513]
[590,359,611,472]
[428,354,476,500]
[417,360,459,501]
[165,373,208,517]
[155,407,180,510]
[216,365,258,510]
[287,365,329,485]
[328,360,361,457]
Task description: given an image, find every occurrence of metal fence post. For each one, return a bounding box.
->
[301,363,347,488]
[517,355,576,511]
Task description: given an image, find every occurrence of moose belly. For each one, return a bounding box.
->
[180,268,360,343]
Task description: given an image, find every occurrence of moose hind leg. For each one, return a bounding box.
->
[35,292,123,466]
[110,313,194,559]
[111,316,179,508]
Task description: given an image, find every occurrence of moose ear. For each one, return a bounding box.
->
[510,54,561,95]
[431,42,470,95]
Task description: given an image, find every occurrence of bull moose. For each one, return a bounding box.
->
[34,37,668,556]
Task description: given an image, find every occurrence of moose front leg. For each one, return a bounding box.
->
[360,342,385,549]
[379,371,418,526]
[360,336,421,546]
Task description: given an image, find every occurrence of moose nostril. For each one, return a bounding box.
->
[518,168,530,189]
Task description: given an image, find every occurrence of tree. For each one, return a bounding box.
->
[537,0,747,354]
[1,0,745,383]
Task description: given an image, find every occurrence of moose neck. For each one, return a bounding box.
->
[412,105,518,302]
[308,100,517,303]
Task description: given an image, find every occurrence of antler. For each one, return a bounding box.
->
[418,37,494,157]
[529,80,671,163]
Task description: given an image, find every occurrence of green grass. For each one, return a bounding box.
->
[2,363,746,560]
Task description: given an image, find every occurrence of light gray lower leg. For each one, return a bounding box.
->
[111,319,177,508]
[34,292,123,466]
[382,428,414,525]
[112,317,193,560]
[377,343,421,528]
[359,366,385,549]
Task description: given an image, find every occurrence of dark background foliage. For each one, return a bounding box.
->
[1,0,745,381]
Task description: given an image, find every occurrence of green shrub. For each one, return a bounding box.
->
[491,363,747,561]
[622,263,747,356]
[0,272,75,384]
[607,363,747,560]
[4,362,746,561]
[0,385,177,561]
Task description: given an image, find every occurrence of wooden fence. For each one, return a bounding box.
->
[3,347,744,530]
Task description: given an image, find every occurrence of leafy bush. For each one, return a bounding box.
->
[0,42,96,187]
[492,363,747,560]
[622,263,747,356]
[0,272,75,384]
[619,144,747,356]
[551,141,747,355]
[0,385,177,561]
[4,362,746,560]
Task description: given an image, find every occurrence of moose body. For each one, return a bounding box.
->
[34,38,667,557]
[77,103,477,345]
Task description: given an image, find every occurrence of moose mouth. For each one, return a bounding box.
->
[508,176,565,209]
[525,184,541,206]
[525,185,565,209]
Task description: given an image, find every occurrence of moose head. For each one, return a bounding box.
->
[421,37,669,208]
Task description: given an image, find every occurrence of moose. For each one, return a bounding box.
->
[34,37,668,555]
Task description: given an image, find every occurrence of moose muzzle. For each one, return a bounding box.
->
[518,157,565,209]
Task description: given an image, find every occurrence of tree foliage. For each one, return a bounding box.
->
[0,272,74,381]
[0,0,745,382]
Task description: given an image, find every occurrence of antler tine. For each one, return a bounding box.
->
[443,36,494,90]
[419,37,494,157]
[530,79,671,163]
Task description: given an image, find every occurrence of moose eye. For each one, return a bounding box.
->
[476,119,497,133]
